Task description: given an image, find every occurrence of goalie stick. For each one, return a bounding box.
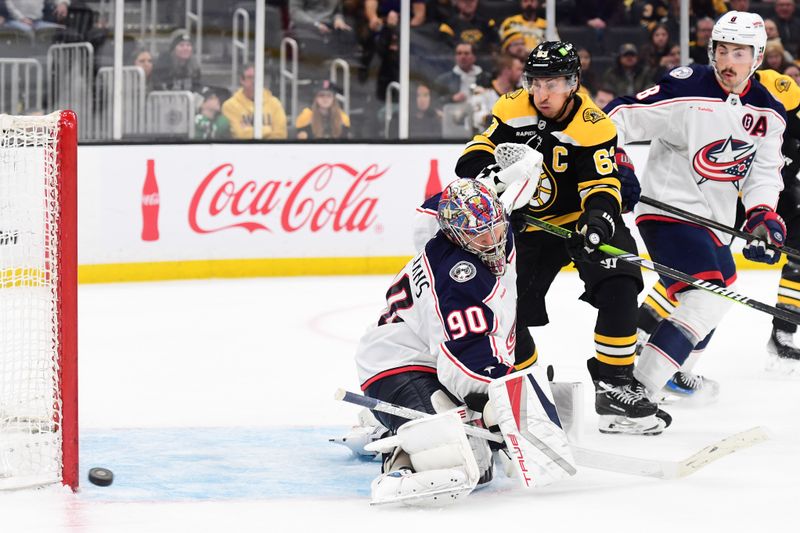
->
[334,389,769,480]
[639,195,800,262]
[523,214,800,326]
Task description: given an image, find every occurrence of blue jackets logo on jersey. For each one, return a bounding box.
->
[692,136,756,185]
[450,261,477,282]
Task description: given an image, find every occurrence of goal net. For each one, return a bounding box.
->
[0,111,78,490]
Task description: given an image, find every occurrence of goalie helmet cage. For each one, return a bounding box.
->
[0,111,78,491]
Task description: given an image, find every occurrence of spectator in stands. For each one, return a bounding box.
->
[765,18,796,63]
[2,0,68,35]
[601,43,654,96]
[640,0,669,31]
[593,86,615,109]
[784,63,800,85]
[639,23,673,70]
[689,17,713,65]
[365,0,425,32]
[691,0,726,21]
[470,54,523,131]
[578,47,598,95]
[499,0,558,52]
[131,48,154,92]
[571,0,626,32]
[763,41,792,73]
[439,0,498,56]
[375,22,399,100]
[773,0,800,53]
[651,43,681,81]
[295,79,351,139]
[290,0,355,56]
[500,30,528,62]
[726,0,749,12]
[433,41,491,108]
[0,1,7,25]
[152,32,202,93]
[409,82,442,138]
[222,64,288,140]
[194,88,231,140]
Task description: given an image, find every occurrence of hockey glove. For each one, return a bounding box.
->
[615,148,640,213]
[743,207,786,265]
[566,208,616,263]
[475,163,504,192]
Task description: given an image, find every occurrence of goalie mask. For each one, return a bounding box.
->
[438,179,509,277]
[709,11,767,78]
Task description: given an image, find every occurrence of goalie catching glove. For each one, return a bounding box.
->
[742,207,786,265]
[477,143,543,214]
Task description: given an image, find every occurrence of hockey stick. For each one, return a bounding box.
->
[639,195,800,261]
[334,388,769,480]
[522,214,800,326]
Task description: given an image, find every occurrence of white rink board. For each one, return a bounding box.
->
[77,143,655,266]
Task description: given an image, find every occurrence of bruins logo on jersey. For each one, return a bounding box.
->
[582,108,605,124]
[527,168,557,211]
[776,78,791,93]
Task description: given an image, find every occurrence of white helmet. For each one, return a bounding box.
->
[708,11,767,77]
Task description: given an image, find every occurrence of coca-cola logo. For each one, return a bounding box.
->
[142,193,160,206]
[189,162,386,234]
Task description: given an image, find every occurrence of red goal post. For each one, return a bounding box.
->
[0,110,78,490]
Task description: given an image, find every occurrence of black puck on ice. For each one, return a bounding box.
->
[88,467,114,487]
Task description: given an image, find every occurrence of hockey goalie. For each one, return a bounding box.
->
[342,173,577,506]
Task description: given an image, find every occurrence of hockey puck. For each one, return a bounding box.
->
[88,467,114,487]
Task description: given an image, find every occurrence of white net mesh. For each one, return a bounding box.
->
[0,113,64,489]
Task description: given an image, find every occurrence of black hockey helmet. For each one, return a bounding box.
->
[523,41,581,81]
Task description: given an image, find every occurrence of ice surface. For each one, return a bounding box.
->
[3,269,800,532]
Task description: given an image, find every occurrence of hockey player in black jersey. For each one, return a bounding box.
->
[456,41,669,435]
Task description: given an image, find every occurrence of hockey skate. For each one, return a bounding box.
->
[593,379,667,436]
[660,371,720,405]
[766,328,800,374]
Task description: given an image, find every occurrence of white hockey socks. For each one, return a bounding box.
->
[487,367,577,488]
[369,412,480,507]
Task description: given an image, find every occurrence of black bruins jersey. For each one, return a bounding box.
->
[456,90,623,230]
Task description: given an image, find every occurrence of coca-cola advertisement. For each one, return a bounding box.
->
[78,144,463,271]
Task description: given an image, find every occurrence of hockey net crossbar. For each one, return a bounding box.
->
[0,111,78,490]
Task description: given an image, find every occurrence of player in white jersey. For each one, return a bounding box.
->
[604,11,788,403]
[353,179,576,506]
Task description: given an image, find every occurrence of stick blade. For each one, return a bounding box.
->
[672,426,771,479]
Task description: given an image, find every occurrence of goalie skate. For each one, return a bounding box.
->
[766,329,800,374]
[658,371,720,405]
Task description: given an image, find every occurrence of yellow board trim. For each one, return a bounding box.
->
[2,251,782,285]
[77,256,412,284]
[596,353,636,366]
[595,332,637,346]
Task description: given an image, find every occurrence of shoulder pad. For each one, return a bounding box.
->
[562,98,616,146]
[493,90,535,122]
[757,69,800,112]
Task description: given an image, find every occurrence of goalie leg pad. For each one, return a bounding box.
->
[369,412,479,507]
[488,367,577,488]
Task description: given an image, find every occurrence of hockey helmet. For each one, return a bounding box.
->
[709,11,767,77]
[438,179,508,277]
[523,41,580,92]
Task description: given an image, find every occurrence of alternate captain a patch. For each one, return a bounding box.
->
[450,261,477,282]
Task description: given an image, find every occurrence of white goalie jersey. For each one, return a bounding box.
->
[355,227,517,402]
[604,65,786,244]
